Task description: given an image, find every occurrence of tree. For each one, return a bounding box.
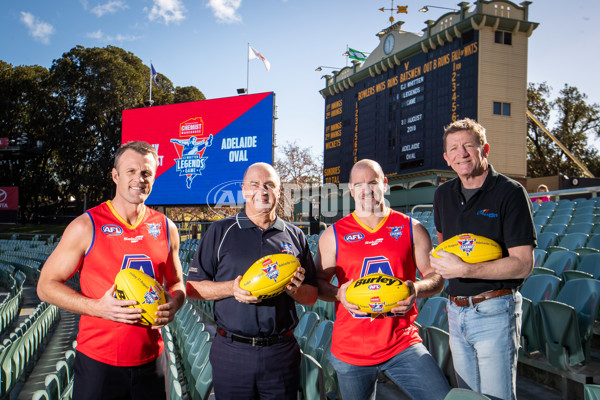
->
[0,45,206,221]
[527,83,600,178]
[275,141,323,187]
[274,142,323,220]
[174,86,206,103]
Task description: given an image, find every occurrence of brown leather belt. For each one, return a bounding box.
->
[449,289,514,307]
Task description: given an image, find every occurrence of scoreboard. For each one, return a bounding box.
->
[323,30,479,184]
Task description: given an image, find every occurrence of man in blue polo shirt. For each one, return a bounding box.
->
[186,162,318,400]
[430,118,536,400]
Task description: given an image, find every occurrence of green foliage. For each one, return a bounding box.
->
[174,86,206,103]
[527,82,600,178]
[0,45,205,221]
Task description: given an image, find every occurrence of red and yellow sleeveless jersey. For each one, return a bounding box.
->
[76,201,170,367]
[331,210,422,366]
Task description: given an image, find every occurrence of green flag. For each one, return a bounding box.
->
[348,48,367,61]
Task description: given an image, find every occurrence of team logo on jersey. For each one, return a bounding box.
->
[281,242,293,254]
[143,285,162,305]
[477,209,499,218]
[101,224,123,236]
[262,261,280,282]
[120,254,155,278]
[344,232,364,243]
[365,238,383,246]
[170,124,214,189]
[387,226,404,241]
[145,222,162,239]
[457,236,476,256]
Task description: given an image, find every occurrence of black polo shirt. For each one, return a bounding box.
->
[188,211,317,337]
[433,165,536,296]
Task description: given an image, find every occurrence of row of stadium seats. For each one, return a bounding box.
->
[166,301,214,400]
[532,250,600,278]
[32,346,76,400]
[0,302,60,398]
[0,266,25,338]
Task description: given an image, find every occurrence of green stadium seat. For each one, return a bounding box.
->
[556,199,574,210]
[576,253,600,279]
[520,275,561,304]
[537,279,600,370]
[536,232,559,250]
[562,270,594,283]
[422,325,457,388]
[566,222,594,235]
[571,214,596,225]
[304,320,334,364]
[294,311,320,351]
[533,249,547,269]
[295,303,306,318]
[185,330,210,376]
[533,215,550,226]
[548,214,572,225]
[189,340,212,397]
[32,390,50,400]
[553,207,574,217]
[301,353,327,400]
[44,373,61,400]
[535,208,554,219]
[171,379,184,400]
[444,388,491,399]
[193,361,213,400]
[542,224,567,236]
[415,297,448,331]
[541,250,577,276]
[572,247,600,264]
[589,235,600,250]
[556,233,589,251]
[584,384,600,400]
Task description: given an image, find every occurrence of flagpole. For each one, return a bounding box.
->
[149,60,153,106]
[246,43,250,94]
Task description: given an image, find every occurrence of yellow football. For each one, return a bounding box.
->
[114,268,166,326]
[240,254,300,299]
[345,273,411,314]
[433,233,503,264]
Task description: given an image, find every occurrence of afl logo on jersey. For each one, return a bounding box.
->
[101,224,123,236]
[345,232,364,243]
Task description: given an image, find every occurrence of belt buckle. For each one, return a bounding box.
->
[251,337,258,347]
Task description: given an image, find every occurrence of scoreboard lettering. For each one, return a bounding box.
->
[323,30,479,184]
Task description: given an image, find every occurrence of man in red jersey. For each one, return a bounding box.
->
[37,141,185,400]
[315,159,450,400]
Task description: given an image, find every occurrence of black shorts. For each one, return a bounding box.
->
[73,350,167,400]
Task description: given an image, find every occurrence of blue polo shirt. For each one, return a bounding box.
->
[188,211,317,337]
[433,165,536,296]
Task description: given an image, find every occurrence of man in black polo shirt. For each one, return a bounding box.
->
[430,118,535,400]
[186,162,318,400]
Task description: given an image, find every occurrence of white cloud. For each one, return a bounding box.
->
[86,29,141,42]
[20,11,55,44]
[147,0,186,24]
[91,1,128,17]
[207,0,242,23]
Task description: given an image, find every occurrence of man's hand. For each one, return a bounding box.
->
[284,266,306,296]
[430,250,467,279]
[390,280,416,315]
[92,285,142,324]
[152,291,179,329]
[337,280,368,316]
[232,276,261,304]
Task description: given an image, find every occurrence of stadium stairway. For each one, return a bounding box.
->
[1,284,79,400]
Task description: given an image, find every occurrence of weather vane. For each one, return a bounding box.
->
[379,0,408,24]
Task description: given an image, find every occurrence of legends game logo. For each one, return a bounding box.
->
[171,117,213,189]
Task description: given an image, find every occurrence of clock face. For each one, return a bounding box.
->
[384,34,395,55]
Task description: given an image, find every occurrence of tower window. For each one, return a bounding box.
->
[493,102,511,116]
[494,31,512,45]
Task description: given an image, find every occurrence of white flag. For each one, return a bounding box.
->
[248,45,271,72]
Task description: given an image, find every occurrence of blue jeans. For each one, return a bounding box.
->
[329,343,450,400]
[447,291,522,400]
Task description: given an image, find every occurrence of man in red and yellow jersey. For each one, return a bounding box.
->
[37,141,185,400]
[316,159,450,400]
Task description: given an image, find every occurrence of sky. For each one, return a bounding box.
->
[1,0,599,158]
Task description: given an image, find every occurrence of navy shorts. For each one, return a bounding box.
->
[73,350,168,400]
[210,333,301,400]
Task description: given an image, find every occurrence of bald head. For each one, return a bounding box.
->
[349,159,385,183]
[243,162,281,187]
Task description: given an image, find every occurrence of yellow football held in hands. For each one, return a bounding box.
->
[345,273,411,314]
[240,254,300,299]
[114,268,166,326]
[433,233,503,264]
